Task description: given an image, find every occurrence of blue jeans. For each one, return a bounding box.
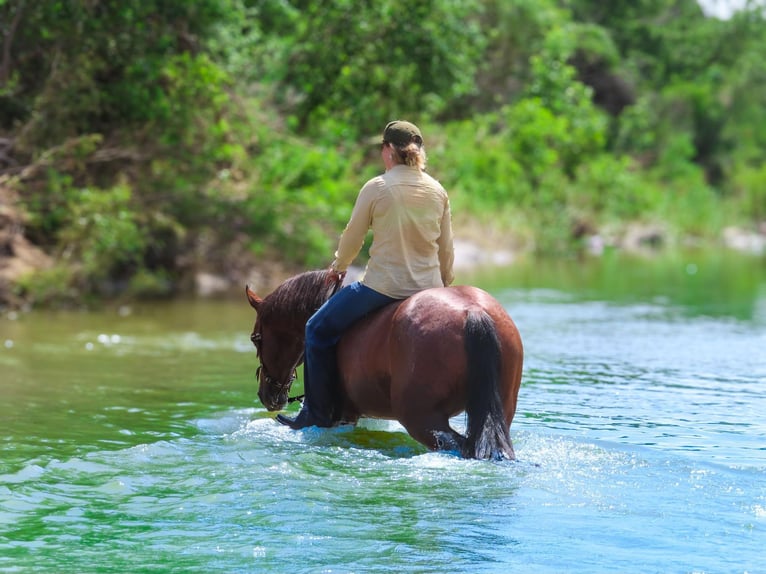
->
[301,281,399,424]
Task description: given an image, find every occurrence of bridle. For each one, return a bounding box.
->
[251,329,305,404]
[249,270,345,406]
[254,363,303,403]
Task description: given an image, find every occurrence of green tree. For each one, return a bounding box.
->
[250,0,485,137]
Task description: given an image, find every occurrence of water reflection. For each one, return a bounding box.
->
[472,249,766,321]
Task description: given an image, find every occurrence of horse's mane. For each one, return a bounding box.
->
[259,269,341,326]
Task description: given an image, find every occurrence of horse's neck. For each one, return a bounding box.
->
[278,301,319,337]
[282,313,311,337]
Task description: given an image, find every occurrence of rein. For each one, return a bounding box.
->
[256,356,304,403]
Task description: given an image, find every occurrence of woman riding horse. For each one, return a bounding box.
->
[277,120,455,430]
[246,269,523,459]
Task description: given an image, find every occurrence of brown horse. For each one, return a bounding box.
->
[245,270,523,460]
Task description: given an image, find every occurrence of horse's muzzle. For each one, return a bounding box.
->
[256,366,292,411]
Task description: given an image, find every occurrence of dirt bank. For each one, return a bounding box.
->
[0,181,51,308]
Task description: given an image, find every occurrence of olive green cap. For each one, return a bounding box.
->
[382,120,423,147]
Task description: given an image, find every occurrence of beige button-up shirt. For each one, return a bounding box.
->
[331,164,454,299]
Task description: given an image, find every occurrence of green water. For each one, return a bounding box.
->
[1,250,764,573]
[1,303,257,476]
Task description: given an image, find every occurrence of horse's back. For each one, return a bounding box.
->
[398,285,514,328]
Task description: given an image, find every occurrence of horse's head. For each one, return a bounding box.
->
[245,285,305,411]
[245,270,344,412]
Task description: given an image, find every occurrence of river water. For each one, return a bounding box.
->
[1,251,764,573]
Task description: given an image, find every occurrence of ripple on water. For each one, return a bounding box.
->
[1,410,764,574]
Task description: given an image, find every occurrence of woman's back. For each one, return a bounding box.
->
[363,164,452,297]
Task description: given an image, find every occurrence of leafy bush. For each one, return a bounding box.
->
[3,0,766,307]
[731,163,766,221]
[254,0,485,135]
[571,154,653,219]
[58,183,145,277]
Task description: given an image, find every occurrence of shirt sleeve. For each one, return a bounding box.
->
[437,196,455,286]
[331,179,378,272]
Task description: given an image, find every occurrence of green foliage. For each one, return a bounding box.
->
[60,184,144,276]
[563,0,713,83]
[658,176,724,236]
[236,132,363,266]
[252,0,486,135]
[718,38,766,179]
[143,52,241,223]
[12,265,78,307]
[571,154,653,219]
[24,175,145,288]
[15,175,154,305]
[568,22,621,68]
[439,114,531,210]
[470,0,563,110]
[127,268,174,298]
[441,30,610,234]
[2,0,766,306]
[2,0,233,144]
[731,163,766,220]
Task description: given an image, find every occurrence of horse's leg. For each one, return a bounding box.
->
[389,345,465,452]
[389,309,468,453]
[399,414,466,453]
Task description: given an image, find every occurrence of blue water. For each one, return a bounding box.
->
[1,277,764,573]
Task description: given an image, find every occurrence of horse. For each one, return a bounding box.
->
[245,270,523,460]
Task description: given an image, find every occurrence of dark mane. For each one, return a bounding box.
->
[260,269,340,326]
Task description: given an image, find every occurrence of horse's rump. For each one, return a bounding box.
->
[336,286,522,441]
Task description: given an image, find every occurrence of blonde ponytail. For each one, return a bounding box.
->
[394,142,427,170]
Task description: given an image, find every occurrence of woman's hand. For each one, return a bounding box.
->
[325,267,346,288]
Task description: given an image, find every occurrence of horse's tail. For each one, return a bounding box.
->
[462,309,515,461]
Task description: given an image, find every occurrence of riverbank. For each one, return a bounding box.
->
[193,219,766,299]
[190,220,766,299]
[0,184,51,308]
[1,176,765,308]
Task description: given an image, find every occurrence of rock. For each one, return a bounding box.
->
[452,239,514,270]
[620,223,665,252]
[722,226,766,255]
[194,272,232,297]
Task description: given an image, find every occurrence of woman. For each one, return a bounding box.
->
[277,120,455,429]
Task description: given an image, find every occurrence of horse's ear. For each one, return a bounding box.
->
[245,285,262,310]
